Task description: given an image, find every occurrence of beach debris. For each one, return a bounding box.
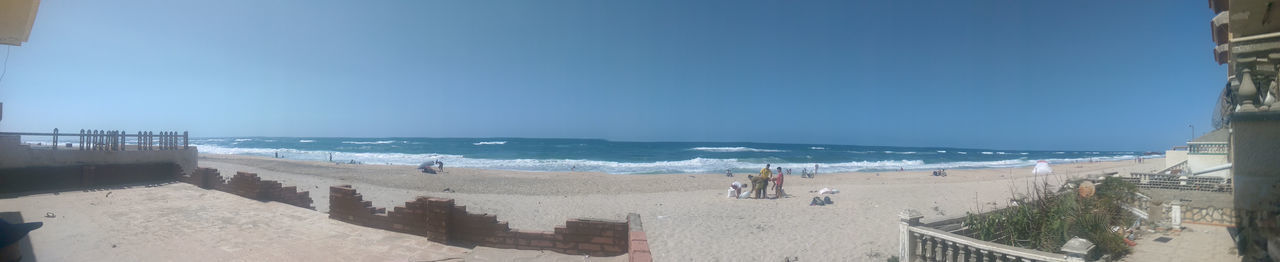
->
[817,188,839,194]
[810,197,824,206]
[45,212,55,218]
[824,196,833,205]
[442,187,454,193]
[105,191,112,198]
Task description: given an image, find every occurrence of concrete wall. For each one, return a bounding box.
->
[1164,150,1187,169]
[0,139,198,175]
[1188,153,1230,177]
[1231,117,1280,212]
[1140,188,1235,226]
[0,162,181,195]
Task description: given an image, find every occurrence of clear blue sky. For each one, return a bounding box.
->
[0,1,1224,151]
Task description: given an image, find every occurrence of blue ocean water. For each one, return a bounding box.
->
[173,137,1153,174]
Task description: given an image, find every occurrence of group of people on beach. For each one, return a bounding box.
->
[727,164,819,199]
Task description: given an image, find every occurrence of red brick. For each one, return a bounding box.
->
[590,236,616,245]
[629,250,652,262]
[531,240,553,247]
[629,231,647,242]
[630,239,649,252]
[554,241,576,249]
[602,244,623,253]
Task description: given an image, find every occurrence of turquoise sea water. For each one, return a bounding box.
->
[173,137,1154,174]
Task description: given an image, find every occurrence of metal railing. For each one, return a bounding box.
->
[0,129,188,151]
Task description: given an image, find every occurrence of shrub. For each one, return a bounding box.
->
[962,177,1136,260]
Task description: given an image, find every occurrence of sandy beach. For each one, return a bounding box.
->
[197,153,1164,261]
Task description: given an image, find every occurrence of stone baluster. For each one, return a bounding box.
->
[947,242,959,262]
[161,131,168,150]
[930,237,940,261]
[900,209,924,261]
[1061,237,1094,262]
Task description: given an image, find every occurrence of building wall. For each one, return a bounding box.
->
[1188,153,1230,177]
[0,141,198,175]
[1231,118,1280,212]
[1165,150,1188,169]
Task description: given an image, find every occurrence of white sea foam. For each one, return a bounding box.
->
[1053,152,1065,154]
[193,144,1157,174]
[341,140,397,145]
[299,140,315,143]
[981,152,994,155]
[689,147,786,153]
[937,150,946,153]
[234,138,253,142]
[474,141,507,145]
[957,152,968,154]
[810,147,826,150]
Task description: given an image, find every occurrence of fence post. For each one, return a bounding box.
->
[78,129,84,150]
[900,209,923,261]
[183,131,188,149]
[1061,237,1094,262]
[1171,200,1183,228]
[52,128,58,150]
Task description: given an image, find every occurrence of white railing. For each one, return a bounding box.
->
[899,209,1093,262]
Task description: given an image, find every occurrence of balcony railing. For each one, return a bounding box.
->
[0,129,188,151]
[899,209,1094,262]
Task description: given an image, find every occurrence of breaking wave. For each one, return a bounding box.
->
[689,147,786,153]
[192,144,1154,174]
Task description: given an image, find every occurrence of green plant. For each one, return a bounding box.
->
[962,178,1136,260]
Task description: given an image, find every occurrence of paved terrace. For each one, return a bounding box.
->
[0,183,624,261]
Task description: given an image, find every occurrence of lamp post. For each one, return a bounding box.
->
[1189,124,1195,141]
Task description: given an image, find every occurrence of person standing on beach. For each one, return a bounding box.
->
[774,166,785,197]
[726,169,733,177]
[757,164,772,199]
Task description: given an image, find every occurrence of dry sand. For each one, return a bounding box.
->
[198,154,1165,261]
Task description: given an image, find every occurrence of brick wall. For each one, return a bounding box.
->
[627,213,652,262]
[181,168,314,210]
[328,185,636,257]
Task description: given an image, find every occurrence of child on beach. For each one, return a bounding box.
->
[774,167,785,197]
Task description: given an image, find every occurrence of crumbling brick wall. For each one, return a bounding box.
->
[328,185,633,257]
[182,168,313,210]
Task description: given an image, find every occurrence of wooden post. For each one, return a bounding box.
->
[52,128,58,150]
[183,131,188,149]
[78,129,84,150]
